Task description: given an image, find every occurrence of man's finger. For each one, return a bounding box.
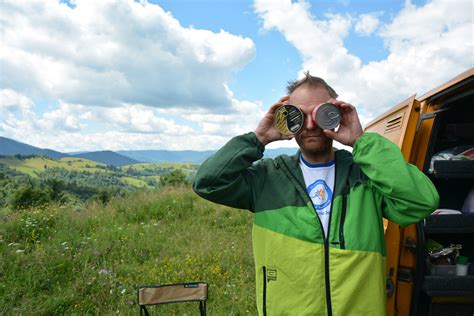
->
[269,96,290,113]
[268,103,282,114]
[323,129,337,140]
[279,95,290,103]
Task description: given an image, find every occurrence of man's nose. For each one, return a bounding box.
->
[305,113,316,130]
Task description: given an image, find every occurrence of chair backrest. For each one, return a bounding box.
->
[138,282,208,315]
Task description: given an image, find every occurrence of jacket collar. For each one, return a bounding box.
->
[276,148,353,196]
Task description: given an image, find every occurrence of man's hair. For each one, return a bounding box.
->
[286,71,338,98]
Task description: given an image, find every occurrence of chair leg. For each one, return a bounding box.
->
[140,305,150,316]
[200,301,206,316]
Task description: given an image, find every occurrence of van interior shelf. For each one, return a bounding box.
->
[431,160,474,178]
[423,276,474,296]
[424,214,474,234]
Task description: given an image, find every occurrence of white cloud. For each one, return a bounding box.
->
[355,13,381,36]
[0,0,256,110]
[1,122,233,153]
[0,99,212,151]
[178,89,266,138]
[0,89,33,113]
[0,90,266,151]
[36,105,85,132]
[97,104,196,135]
[254,0,473,122]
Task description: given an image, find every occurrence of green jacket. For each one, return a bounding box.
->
[193,132,439,315]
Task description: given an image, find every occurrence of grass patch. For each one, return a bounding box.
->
[0,186,256,314]
[0,156,108,177]
[120,177,149,187]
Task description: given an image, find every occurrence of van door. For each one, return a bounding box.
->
[411,70,474,315]
[364,94,421,316]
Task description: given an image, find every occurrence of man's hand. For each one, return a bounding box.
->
[322,99,363,147]
[255,96,292,146]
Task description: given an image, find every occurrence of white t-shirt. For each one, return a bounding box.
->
[299,156,335,238]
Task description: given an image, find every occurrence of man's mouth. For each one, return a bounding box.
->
[301,134,322,138]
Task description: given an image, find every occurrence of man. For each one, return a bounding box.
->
[193,73,439,315]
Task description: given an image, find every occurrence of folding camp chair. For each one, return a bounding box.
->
[138,282,208,315]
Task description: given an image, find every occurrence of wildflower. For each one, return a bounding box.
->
[16,249,25,253]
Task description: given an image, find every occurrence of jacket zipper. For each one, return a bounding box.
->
[339,191,347,250]
[323,167,335,316]
[262,266,267,316]
[279,158,335,316]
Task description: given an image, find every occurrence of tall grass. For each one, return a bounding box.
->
[0,186,256,315]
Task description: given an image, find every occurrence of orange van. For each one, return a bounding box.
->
[365,68,474,315]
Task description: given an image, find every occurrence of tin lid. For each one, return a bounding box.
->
[274,104,304,135]
[314,103,341,130]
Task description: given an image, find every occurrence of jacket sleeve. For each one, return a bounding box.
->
[352,132,440,226]
[193,132,266,211]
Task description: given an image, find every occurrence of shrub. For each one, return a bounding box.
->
[9,185,50,210]
[160,170,188,187]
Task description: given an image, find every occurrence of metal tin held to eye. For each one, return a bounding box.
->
[313,103,341,129]
[274,104,304,135]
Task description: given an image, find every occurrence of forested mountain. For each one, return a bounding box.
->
[117,149,216,164]
[0,136,69,159]
[73,150,140,166]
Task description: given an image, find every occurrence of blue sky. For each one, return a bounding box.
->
[0,0,472,152]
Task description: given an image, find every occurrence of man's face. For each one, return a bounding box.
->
[289,85,333,158]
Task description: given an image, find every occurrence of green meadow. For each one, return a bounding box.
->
[0,156,109,177]
[0,186,256,314]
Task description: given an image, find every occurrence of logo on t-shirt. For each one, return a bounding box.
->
[307,179,332,210]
